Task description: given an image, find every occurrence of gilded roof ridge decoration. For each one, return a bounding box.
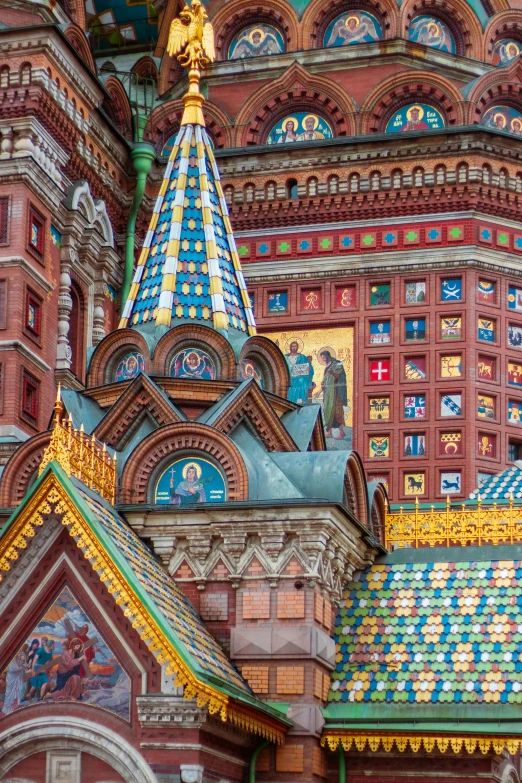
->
[321,733,522,755]
[0,462,288,743]
[119,1,255,340]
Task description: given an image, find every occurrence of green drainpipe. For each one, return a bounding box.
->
[249,740,269,783]
[338,744,346,783]
[122,139,155,309]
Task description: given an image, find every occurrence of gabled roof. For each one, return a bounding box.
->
[324,544,522,753]
[0,462,289,742]
[119,123,256,339]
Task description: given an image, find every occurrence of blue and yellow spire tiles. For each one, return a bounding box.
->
[119,4,255,337]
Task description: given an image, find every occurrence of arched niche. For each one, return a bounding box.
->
[399,0,483,59]
[86,329,152,388]
[238,335,290,398]
[153,323,237,380]
[120,422,248,504]
[0,431,50,507]
[211,0,299,59]
[302,0,398,49]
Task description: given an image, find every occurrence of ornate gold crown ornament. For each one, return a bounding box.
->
[167,0,215,126]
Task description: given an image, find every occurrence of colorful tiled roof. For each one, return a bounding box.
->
[119,123,256,338]
[330,552,522,707]
[469,462,522,501]
[78,488,248,693]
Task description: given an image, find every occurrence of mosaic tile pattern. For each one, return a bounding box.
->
[120,124,255,336]
[330,558,522,705]
[469,465,522,501]
[79,490,249,693]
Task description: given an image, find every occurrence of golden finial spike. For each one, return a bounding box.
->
[167,0,215,126]
[56,383,61,404]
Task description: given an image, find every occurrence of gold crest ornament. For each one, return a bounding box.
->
[167,0,215,126]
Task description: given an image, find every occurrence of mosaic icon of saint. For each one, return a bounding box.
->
[285,338,314,405]
[408,16,455,53]
[315,348,348,440]
[277,117,299,143]
[400,105,430,132]
[171,348,216,380]
[296,115,326,142]
[170,462,209,506]
[229,25,284,59]
[325,12,380,47]
[492,39,520,65]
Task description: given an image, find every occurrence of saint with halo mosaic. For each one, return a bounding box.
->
[229,23,284,58]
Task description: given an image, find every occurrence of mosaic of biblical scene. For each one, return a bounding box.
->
[240,358,264,387]
[170,348,216,380]
[324,11,382,47]
[407,16,455,53]
[262,327,353,449]
[266,113,333,144]
[0,586,130,720]
[386,104,444,133]
[229,24,284,59]
[492,39,521,66]
[482,106,522,135]
[115,351,145,382]
[155,457,226,505]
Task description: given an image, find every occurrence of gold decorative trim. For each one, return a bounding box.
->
[386,495,522,549]
[0,472,284,742]
[39,388,116,504]
[321,732,521,755]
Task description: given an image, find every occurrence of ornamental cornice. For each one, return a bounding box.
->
[136,695,208,728]
[0,29,102,109]
[124,506,377,603]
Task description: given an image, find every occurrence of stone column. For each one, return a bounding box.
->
[92,281,107,346]
[57,257,73,370]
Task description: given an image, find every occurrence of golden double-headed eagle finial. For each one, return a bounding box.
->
[167,0,215,126]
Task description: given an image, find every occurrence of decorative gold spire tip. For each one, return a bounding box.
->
[167,0,215,126]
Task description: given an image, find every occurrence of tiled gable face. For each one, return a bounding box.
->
[330,558,522,706]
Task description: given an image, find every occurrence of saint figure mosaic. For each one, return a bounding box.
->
[407,16,455,53]
[482,105,522,135]
[324,11,381,47]
[492,39,521,66]
[170,348,216,380]
[386,104,444,133]
[266,113,333,144]
[155,457,226,505]
[115,351,145,382]
[229,24,284,59]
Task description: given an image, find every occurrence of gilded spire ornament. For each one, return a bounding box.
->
[167,0,215,126]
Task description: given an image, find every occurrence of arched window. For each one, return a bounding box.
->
[349,173,360,193]
[435,164,446,185]
[244,183,255,203]
[69,281,85,381]
[392,169,402,188]
[266,180,277,200]
[224,184,234,205]
[457,162,468,184]
[328,175,339,194]
[413,167,424,187]
[307,176,318,196]
[287,178,298,199]
[20,62,31,86]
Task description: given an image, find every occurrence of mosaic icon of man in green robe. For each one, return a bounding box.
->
[319,349,348,439]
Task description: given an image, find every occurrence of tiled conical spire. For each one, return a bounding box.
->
[119,1,256,337]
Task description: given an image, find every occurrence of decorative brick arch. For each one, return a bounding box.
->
[399,0,483,59]
[234,63,356,146]
[211,0,300,59]
[360,70,463,133]
[63,24,95,71]
[346,451,369,526]
[157,53,184,98]
[467,60,522,124]
[146,99,232,152]
[153,323,237,379]
[120,423,248,503]
[238,335,290,398]
[0,431,50,507]
[87,329,152,388]
[131,56,159,81]
[369,481,388,546]
[483,10,522,61]
[102,76,133,140]
[301,0,398,48]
